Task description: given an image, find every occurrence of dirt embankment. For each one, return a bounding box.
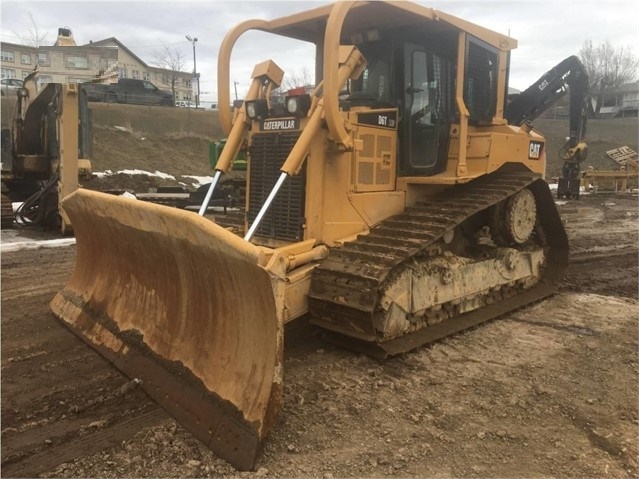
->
[85,114,637,183]
[534,118,638,177]
[3,97,637,185]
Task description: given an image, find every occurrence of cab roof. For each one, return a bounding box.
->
[259,1,517,51]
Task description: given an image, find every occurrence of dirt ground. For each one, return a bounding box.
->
[2,192,637,478]
[2,98,638,477]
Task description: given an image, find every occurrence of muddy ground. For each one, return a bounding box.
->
[2,192,637,478]
[2,98,638,476]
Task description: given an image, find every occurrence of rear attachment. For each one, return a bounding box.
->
[50,189,282,470]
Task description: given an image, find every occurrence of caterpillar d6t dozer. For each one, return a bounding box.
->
[51,1,572,470]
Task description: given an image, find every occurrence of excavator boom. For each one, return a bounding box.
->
[506,55,589,198]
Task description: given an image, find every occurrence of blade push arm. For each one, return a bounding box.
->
[198,61,283,215]
[244,46,366,241]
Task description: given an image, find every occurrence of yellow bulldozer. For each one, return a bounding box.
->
[51,1,577,470]
[1,70,92,233]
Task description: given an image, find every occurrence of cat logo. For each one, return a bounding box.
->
[528,141,544,160]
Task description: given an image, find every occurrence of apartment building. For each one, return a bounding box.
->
[1,28,194,101]
[87,37,194,101]
[0,42,39,81]
[599,81,639,118]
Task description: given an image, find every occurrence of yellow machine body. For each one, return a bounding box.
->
[1,71,92,232]
[52,1,568,470]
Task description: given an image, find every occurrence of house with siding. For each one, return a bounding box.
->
[86,37,194,101]
[599,81,639,118]
[1,28,194,101]
[0,42,39,81]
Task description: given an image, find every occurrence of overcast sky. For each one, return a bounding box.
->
[1,0,637,101]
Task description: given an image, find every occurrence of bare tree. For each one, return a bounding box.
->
[271,66,315,103]
[13,11,50,47]
[282,65,314,91]
[153,45,187,99]
[579,40,639,117]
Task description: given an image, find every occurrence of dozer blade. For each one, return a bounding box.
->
[50,189,282,471]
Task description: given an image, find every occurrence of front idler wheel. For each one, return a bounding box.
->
[491,188,537,245]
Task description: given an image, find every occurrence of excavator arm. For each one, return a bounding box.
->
[505,55,589,198]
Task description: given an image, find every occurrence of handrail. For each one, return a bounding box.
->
[323,0,356,150]
[218,19,270,136]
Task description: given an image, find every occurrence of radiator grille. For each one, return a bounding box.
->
[248,132,305,242]
[358,162,375,185]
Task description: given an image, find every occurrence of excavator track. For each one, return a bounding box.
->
[308,169,568,357]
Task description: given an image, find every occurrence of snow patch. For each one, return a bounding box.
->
[92,169,213,187]
[1,237,76,253]
[93,169,176,180]
[182,175,214,187]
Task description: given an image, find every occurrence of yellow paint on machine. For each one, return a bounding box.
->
[51,189,282,442]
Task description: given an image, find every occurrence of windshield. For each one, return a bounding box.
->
[349,43,393,105]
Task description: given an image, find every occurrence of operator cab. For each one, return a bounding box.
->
[346,29,502,178]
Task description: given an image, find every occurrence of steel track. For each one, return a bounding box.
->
[307,169,569,357]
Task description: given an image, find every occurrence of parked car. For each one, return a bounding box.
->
[82,79,174,106]
[1,78,23,96]
[81,82,109,102]
[175,100,192,108]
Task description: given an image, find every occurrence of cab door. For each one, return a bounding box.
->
[400,44,450,176]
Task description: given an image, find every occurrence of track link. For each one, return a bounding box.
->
[308,170,569,357]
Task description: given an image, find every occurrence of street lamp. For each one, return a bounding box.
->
[186,35,199,108]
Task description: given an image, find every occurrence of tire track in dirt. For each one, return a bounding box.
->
[1,246,167,478]
[563,249,638,298]
[2,408,167,478]
[1,193,637,477]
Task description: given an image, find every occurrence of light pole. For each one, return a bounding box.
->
[186,35,199,108]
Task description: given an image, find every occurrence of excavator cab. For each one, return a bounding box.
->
[52,1,570,470]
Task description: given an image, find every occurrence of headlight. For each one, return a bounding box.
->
[286,97,298,114]
[246,102,257,119]
[245,99,269,120]
[284,93,311,117]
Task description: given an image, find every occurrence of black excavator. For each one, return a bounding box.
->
[506,55,589,199]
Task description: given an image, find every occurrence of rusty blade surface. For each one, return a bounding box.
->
[50,189,282,470]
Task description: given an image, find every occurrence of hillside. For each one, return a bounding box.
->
[2,97,637,188]
[536,118,638,177]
